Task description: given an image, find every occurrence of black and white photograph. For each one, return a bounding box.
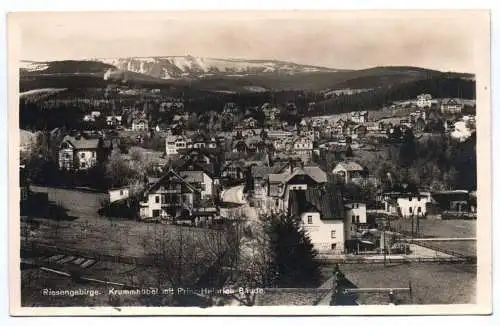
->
[8,10,491,315]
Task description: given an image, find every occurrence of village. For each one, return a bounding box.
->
[19,89,477,306]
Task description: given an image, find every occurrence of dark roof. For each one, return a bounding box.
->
[431,190,471,203]
[179,170,206,183]
[144,169,198,195]
[288,188,345,220]
[174,160,217,178]
[61,135,100,150]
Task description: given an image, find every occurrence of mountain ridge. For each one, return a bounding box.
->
[19,57,475,93]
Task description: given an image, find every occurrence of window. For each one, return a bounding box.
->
[64,153,70,159]
[80,152,86,158]
[120,190,124,196]
[201,183,206,191]
[417,207,422,213]
[356,203,359,209]
[155,196,160,204]
[409,207,413,214]
[92,152,96,158]
[352,216,356,223]
[80,162,86,168]
[152,210,160,217]
[356,216,360,223]
[331,230,336,239]
[331,243,337,250]
[307,215,313,224]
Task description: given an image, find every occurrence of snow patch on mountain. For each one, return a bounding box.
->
[19,61,49,72]
[89,56,336,79]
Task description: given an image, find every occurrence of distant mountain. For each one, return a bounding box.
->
[96,56,341,79]
[20,56,340,80]
[19,57,474,93]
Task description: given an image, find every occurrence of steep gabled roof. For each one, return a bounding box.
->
[144,169,198,196]
[61,135,100,150]
[334,161,364,172]
[289,188,345,220]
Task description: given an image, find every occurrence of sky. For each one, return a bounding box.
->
[13,11,489,73]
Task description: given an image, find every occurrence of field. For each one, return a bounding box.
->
[390,219,476,239]
[326,263,476,305]
[389,219,476,257]
[30,186,108,219]
[24,186,228,263]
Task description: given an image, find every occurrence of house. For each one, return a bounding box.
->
[263,106,280,121]
[332,161,364,184]
[241,117,259,129]
[106,115,123,127]
[350,111,368,124]
[351,125,368,138]
[58,135,101,170]
[288,188,348,252]
[178,168,214,199]
[333,119,347,135]
[441,98,464,114]
[383,187,431,218]
[267,165,327,213]
[192,134,218,149]
[416,94,432,108]
[245,136,266,153]
[131,118,149,131]
[139,169,201,220]
[293,137,314,154]
[174,149,221,183]
[277,162,328,184]
[272,137,293,152]
[221,160,247,180]
[83,111,102,122]
[165,135,191,156]
[345,202,367,226]
[108,187,130,203]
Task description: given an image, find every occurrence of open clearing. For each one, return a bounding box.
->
[390,219,476,239]
[322,263,476,305]
[24,186,227,260]
[390,219,476,257]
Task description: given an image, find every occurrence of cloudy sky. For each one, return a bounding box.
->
[14,11,489,73]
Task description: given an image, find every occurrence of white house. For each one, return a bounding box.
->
[108,187,130,203]
[132,118,149,131]
[345,202,367,225]
[165,135,191,156]
[440,98,464,114]
[332,161,364,184]
[58,135,100,170]
[293,136,314,153]
[289,188,349,253]
[139,169,198,219]
[416,94,432,108]
[179,170,214,199]
[106,115,123,127]
[350,111,368,124]
[383,191,430,218]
